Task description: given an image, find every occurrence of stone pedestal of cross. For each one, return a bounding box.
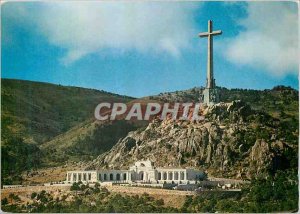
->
[199,20,222,106]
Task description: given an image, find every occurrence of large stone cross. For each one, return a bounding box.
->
[199,20,222,89]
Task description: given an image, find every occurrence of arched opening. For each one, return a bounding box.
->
[158,172,162,180]
[110,173,114,181]
[163,172,167,180]
[98,174,101,181]
[104,174,107,181]
[174,172,179,180]
[88,173,91,181]
[116,173,120,181]
[139,171,144,180]
[78,174,82,181]
[123,173,127,181]
[83,174,87,181]
[180,172,185,180]
[168,172,173,180]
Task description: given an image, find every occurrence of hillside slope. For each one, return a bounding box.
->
[40,119,146,166]
[2,80,298,183]
[39,98,165,166]
[1,79,133,144]
[147,86,298,119]
[88,87,298,179]
[1,79,134,183]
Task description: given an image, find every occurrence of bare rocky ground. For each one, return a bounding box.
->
[88,101,296,179]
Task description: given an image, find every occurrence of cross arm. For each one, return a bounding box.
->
[211,30,222,35]
[198,30,222,37]
[198,32,210,37]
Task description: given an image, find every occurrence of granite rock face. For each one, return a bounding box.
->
[87,101,294,179]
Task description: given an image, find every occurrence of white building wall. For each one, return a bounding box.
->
[65,162,204,184]
[97,170,131,182]
[66,171,98,183]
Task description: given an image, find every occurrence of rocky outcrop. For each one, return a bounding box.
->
[87,101,295,179]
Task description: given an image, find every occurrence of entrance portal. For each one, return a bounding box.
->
[139,171,144,180]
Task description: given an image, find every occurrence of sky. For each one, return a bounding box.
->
[1,1,299,97]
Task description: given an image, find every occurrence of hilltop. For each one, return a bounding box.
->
[1,79,133,144]
[1,79,298,183]
[147,86,298,119]
[87,100,298,179]
[1,79,134,183]
[87,86,298,179]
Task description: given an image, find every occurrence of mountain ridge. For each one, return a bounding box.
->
[1,79,298,183]
[87,100,298,179]
[1,78,134,183]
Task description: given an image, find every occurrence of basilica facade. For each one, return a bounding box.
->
[66,161,205,184]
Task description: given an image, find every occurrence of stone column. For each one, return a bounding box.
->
[128,172,131,181]
[181,171,184,181]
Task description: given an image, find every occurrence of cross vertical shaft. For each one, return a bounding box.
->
[199,20,222,89]
[207,20,213,88]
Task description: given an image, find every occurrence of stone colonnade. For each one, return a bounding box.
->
[67,171,131,183]
[98,171,130,182]
[67,172,94,183]
[156,170,187,182]
[67,170,189,183]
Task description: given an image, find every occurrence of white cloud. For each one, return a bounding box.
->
[21,2,199,65]
[222,2,298,76]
